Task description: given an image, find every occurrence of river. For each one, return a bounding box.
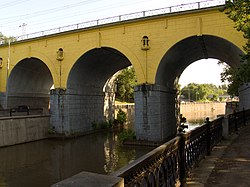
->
[0,103,225,187]
[0,130,153,187]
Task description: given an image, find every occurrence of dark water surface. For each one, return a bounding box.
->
[0,130,153,187]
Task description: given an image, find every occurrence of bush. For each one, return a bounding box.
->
[92,120,113,130]
[116,109,127,125]
[100,121,110,129]
[91,121,98,130]
[118,129,136,143]
[48,126,56,134]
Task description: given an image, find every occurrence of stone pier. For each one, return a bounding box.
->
[134,84,177,142]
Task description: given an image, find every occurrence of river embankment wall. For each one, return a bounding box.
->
[115,102,226,126]
[0,116,50,147]
[180,102,226,121]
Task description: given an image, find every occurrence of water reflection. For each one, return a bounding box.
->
[186,111,224,131]
[181,102,225,131]
[0,130,153,187]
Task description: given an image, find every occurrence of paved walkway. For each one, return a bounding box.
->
[187,124,250,187]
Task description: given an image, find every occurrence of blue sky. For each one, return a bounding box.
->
[0,0,226,87]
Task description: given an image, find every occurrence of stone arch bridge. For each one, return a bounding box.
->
[0,2,246,141]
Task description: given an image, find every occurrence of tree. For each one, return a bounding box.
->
[115,66,137,103]
[180,83,226,102]
[221,0,250,95]
[224,0,250,57]
[0,32,16,44]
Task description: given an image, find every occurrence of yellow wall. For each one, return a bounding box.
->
[0,7,246,92]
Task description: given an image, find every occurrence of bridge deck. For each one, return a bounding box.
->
[188,123,250,186]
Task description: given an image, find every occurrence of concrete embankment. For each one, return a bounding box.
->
[180,102,226,120]
[115,102,226,126]
[0,115,50,147]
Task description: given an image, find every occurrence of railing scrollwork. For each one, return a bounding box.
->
[112,113,247,187]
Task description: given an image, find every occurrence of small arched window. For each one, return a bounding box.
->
[141,36,150,50]
[56,48,64,61]
[0,57,3,68]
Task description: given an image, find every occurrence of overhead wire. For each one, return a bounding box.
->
[0,0,30,8]
[29,0,151,28]
[0,0,101,21]
[1,0,157,36]
[7,0,152,25]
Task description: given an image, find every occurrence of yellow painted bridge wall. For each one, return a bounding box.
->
[0,7,245,92]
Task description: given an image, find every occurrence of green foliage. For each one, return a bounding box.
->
[91,121,112,130]
[0,32,16,44]
[118,129,136,143]
[220,0,250,95]
[48,126,56,134]
[115,66,137,103]
[116,109,127,125]
[220,61,246,96]
[224,0,250,56]
[180,83,227,101]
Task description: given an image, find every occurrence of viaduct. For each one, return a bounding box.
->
[0,1,245,141]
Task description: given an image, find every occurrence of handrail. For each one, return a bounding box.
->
[228,109,250,134]
[112,116,226,186]
[0,107,44,117]
[1,0,225,44]
[112,137,181,186]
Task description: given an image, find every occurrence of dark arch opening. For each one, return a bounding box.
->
[66,47,131,132]
[7,57,53,111]
[67,47,131,93]
[156,35,244,89]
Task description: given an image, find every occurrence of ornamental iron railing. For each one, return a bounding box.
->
[112,116,227,187]
[228,108,250,134]
[112,137,180,187]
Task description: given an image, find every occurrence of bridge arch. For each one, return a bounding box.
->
[156,35,244,88]
[135,34,244,142]
[101,41,146,84]
[7,57,53,112]
[51,47,131,134]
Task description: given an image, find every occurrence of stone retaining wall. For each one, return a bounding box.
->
[0,115,50,147]
[180,102,226,120]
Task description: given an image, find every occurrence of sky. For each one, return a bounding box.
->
[179,59,227,87]
[0,0,226,87]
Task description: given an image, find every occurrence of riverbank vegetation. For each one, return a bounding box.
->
[118,129,136,143]
[92,109,127,130]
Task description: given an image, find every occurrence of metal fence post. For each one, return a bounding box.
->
[243,108,246,126]
[206,117,211,156]
[179,133,187,187]
[233,110,238,134]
